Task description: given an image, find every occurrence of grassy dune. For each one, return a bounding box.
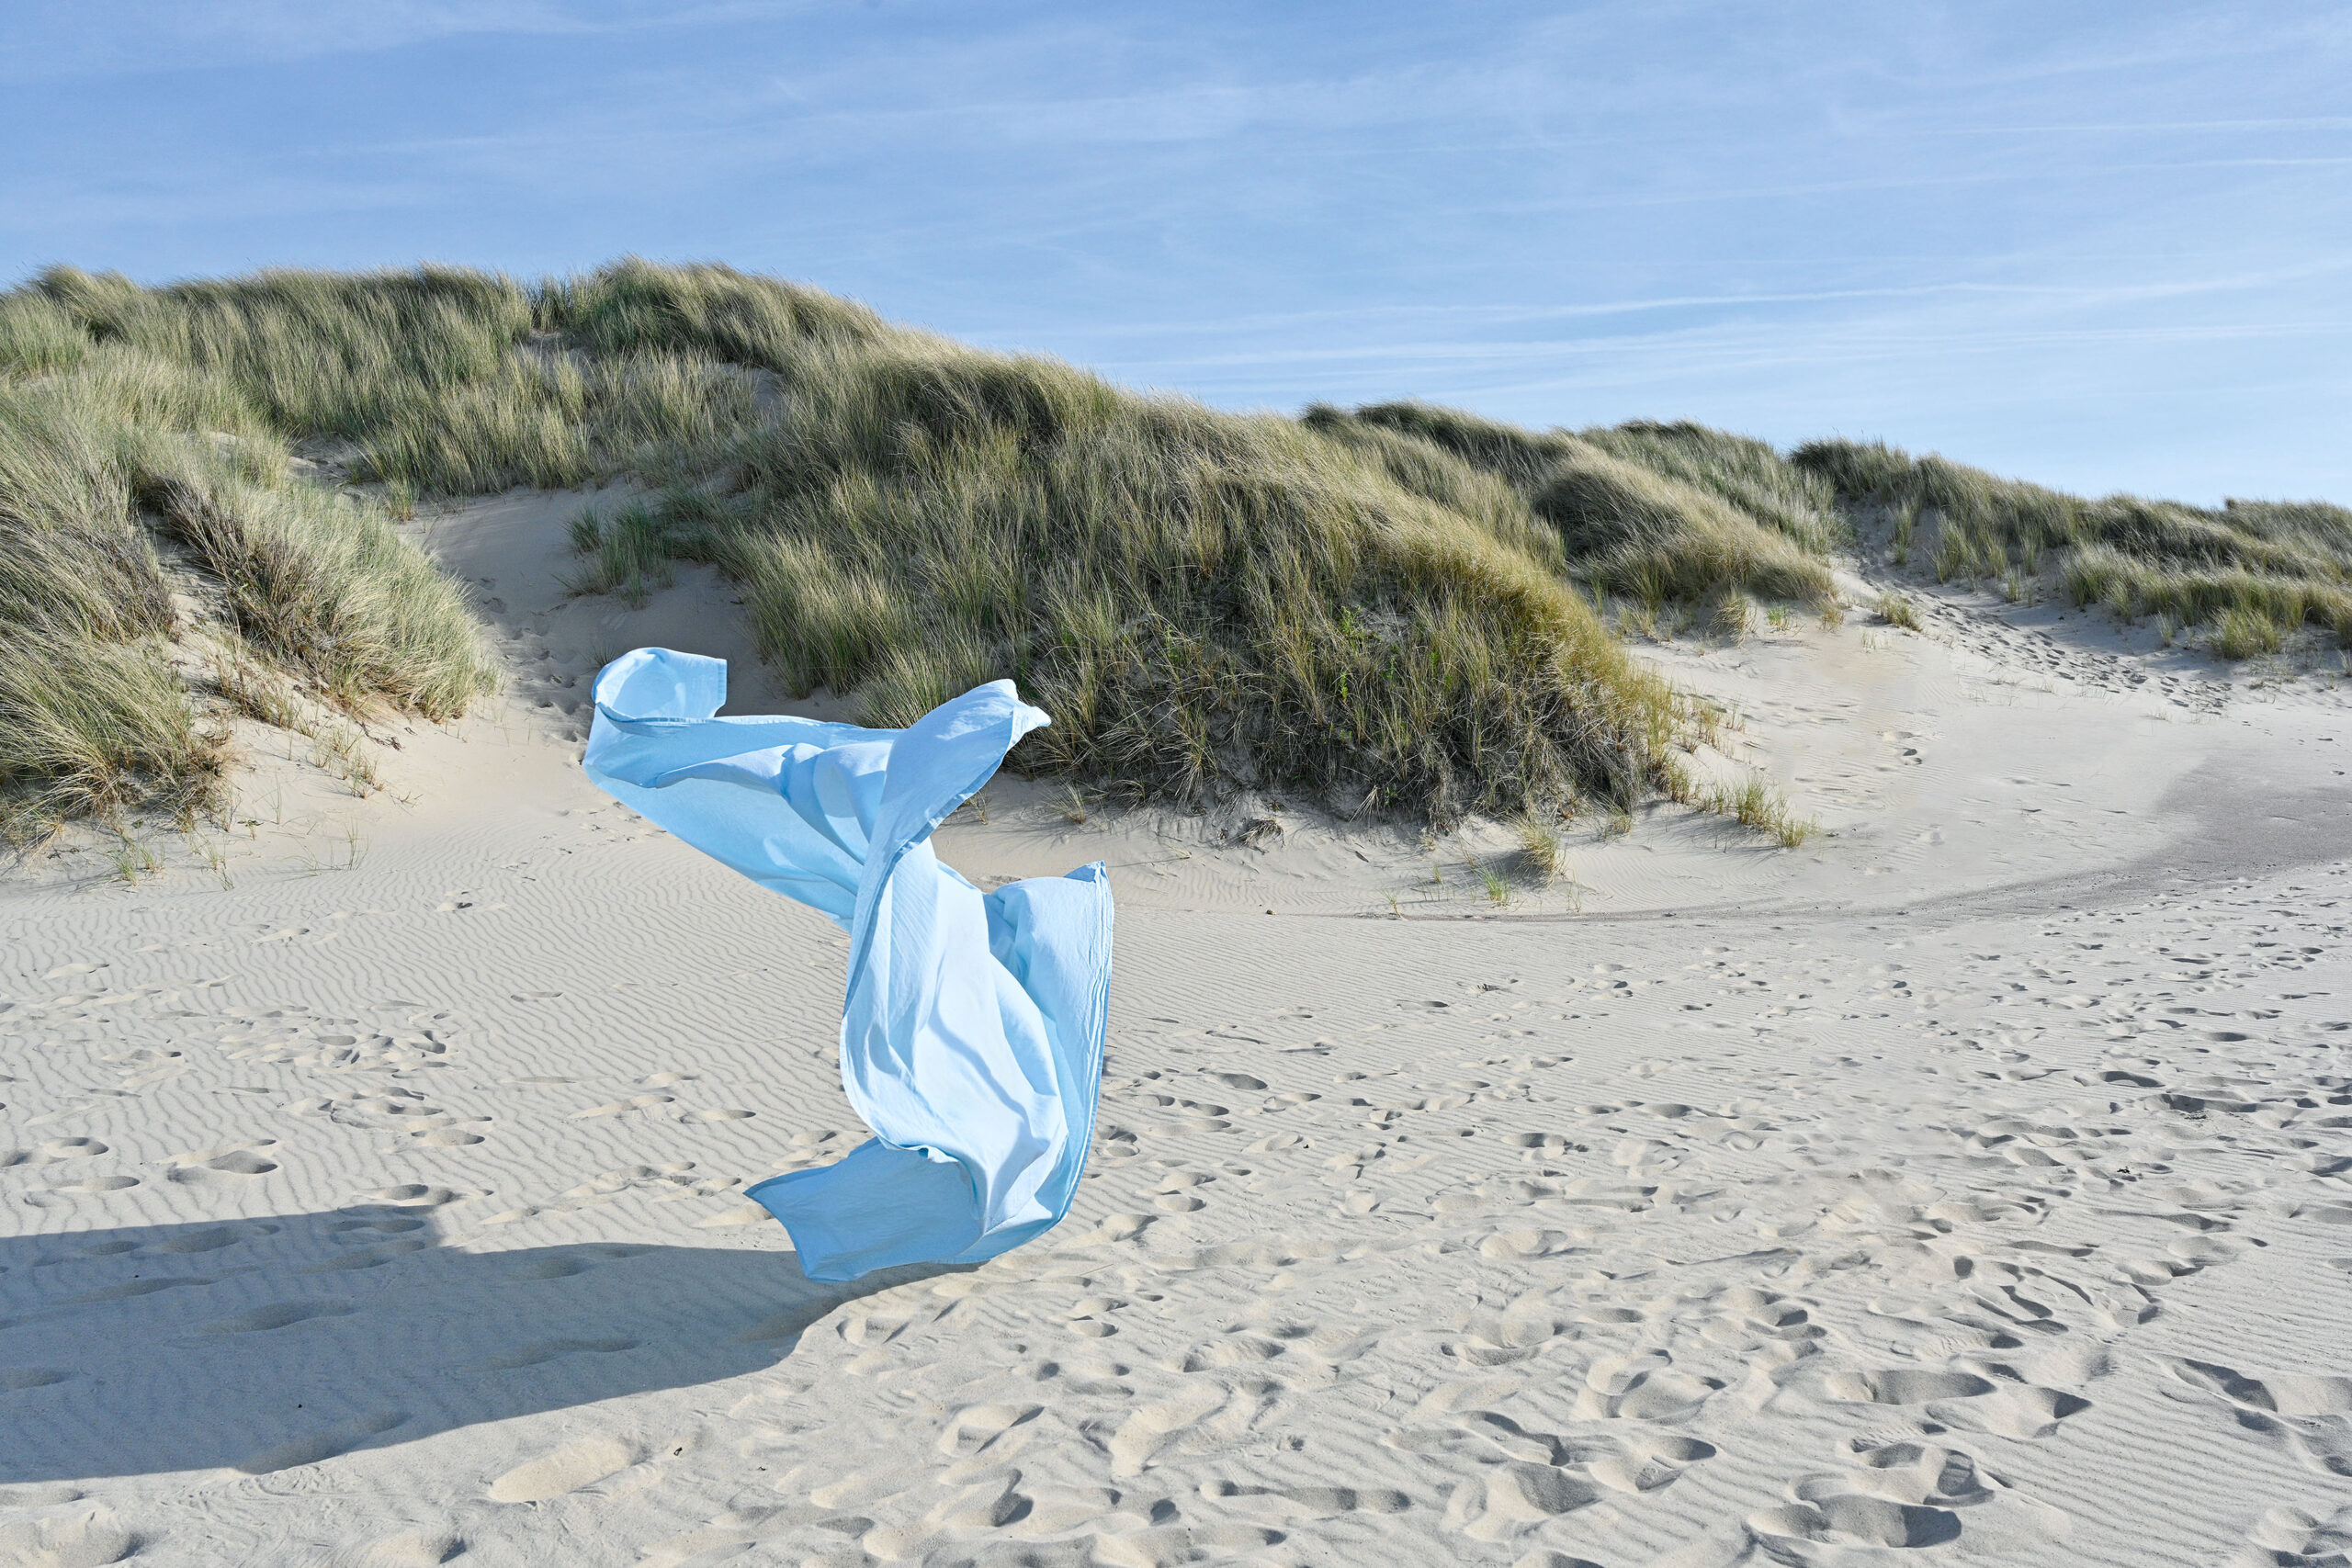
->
[1311,402,1840,606]
[0,276,497,836]
[6,259,2336,840]
[3,264,1706,831]
[1798,438,2352,655]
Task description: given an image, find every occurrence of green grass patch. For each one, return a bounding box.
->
[5,264,1702,832]
[1700,774,1816,848]
[1876,592,1923,631]
[712,344,1686,822]
[0,279,495,834]
[1798,436,2352,658]
[18,257,2329,849]
[1313,401,1837,607]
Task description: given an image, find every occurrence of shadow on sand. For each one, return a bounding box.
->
[0,1201,962,1483]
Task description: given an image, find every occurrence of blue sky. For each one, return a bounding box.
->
[5,2,2347,502]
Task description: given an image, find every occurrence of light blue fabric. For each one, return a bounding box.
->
[582,648,1113,1282]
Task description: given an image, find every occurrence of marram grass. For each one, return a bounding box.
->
[14,258,2333,843]
[0,277,496,834]
[1798,437,2352,657]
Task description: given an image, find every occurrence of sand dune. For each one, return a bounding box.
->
[4,488,2350,1568]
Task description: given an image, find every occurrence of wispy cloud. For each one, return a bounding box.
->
[0,0,814,81]
[2,0,2346,499]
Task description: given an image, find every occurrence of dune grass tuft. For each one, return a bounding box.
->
[1876,592,1923,632]
[1578,420,1845,555]
[707,344,1687,822]
[1798,437,2352,658]
[1702,774,1817,848]
[0,639,226,835]
[1316,401,1837,607]
[0,275,496,832]
[564,500,682,608]
[1513,812,1569,881]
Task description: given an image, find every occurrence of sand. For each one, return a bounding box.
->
[4,487,2350,1568]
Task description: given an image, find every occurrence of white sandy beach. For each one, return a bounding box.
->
[5,487,2351,1568]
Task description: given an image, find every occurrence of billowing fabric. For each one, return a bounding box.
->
[582,648,1113,1282]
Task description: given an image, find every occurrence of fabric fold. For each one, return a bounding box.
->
[582,648,1113,1281]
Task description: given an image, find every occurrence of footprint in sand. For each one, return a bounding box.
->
[1933,1383,2091,1440]
[1200,1479,1410,1520]
[363,1184,465,1207]
[936,1403,1044,1459]
[167,1145,280,1182]
[1177,1332,1286,1372]
[0,1509,139,1568]
[2164,1357,2352,1473]
[2243,1504,2352,1564]
[1107,1382,1244,1477]
[1442,1462,1601,1542]
[344,1529,466,1568]
[1748,1493,1962,1552]
[0,1368,72,1393]
[1821,1368,1998,1404]
[488,1435,637,1503]
[1590,1432,1716,1495]
[1575,1350,1721,1420]
[207,1300,357,1334]
[1091,1523,1283,1566]
[572,1094,676,1119]
[1823,1359,2090,1439]
[402,1125,487,1147]
[27,1175,139,1203]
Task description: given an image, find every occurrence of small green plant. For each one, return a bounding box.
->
[1600,808,1634,840]
[310,724,379,794]
[212,654,304,730]
[1798,436,2352,656]
[1480,862,1511,907]
[1711,594,1753,640]
[2211,604,2283,660]
[106,831,160,883]
[1058,784,1089,825]
[1766,604,1790,630]
[1700,774,1817,847]
[561,499,676,608]
[1514,813,1566,881]
[1818,599,1846,630]
[296,823,368,874]
[1877,592,1922,631]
